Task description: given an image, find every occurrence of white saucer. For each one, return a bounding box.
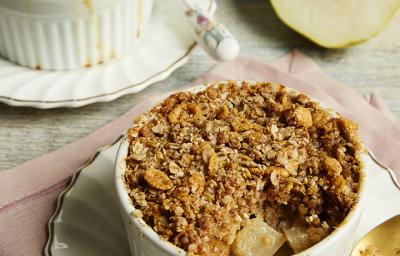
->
[45,136,400,256]
[0,0,214,109]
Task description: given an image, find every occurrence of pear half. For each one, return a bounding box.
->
[270,0,400,48]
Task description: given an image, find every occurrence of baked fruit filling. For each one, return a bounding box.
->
[124,81,364,256]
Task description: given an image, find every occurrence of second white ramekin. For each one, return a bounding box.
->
[0,0,153,70]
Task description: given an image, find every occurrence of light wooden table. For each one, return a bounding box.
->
[0,0,399,170]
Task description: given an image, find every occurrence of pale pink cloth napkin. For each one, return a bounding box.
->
[0,50,399,256]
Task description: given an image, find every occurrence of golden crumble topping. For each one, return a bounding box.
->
[123,81,364,255]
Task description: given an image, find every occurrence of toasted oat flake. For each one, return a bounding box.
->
[132,209,143,218]
[124,81,363,256]
[169,161,181,175]
[143,168,173,191]
[293,106,313,128]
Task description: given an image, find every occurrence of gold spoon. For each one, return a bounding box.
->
[351,214,400,256]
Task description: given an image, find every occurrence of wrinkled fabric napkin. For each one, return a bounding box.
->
[0,50,399,256]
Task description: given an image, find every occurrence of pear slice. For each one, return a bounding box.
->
[281,219,330,253]
[270,0,400,48]
[232,218,286,256]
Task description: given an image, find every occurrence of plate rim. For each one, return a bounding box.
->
[44,134,124,256]
[0,46,195,108]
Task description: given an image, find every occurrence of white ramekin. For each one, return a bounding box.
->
[0,0,153,70]
[114,82,368,256]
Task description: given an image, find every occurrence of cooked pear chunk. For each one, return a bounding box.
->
[282,221,330,253]
[232,218,286,256]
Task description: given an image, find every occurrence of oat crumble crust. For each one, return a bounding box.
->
[124,81,364,256]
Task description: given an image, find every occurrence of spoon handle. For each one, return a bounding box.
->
[178,0,240,62]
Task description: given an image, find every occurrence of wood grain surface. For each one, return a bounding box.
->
[0,0,399,170]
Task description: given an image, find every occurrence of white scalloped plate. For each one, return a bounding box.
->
[0,0,214,109]
[45,134,400,256]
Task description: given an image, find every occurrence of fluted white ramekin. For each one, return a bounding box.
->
[114,82,368,256]
[0,0,153,70]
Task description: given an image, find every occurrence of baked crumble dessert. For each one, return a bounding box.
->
[123,81,364,256]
